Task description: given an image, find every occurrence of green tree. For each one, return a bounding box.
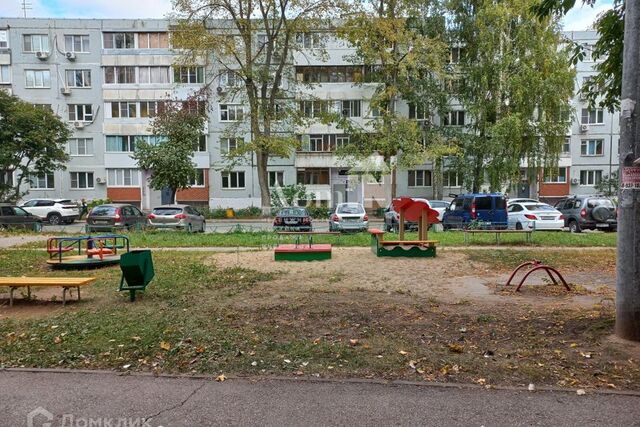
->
[270,184,315,207]
[449,0,575,192]
[132,98,207,204]
[0,91,70,202]
[594,170,619,198]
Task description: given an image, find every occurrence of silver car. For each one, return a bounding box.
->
[147,204,206,232]
[329,203,368,232]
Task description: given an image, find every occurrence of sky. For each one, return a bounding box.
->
[0,0,615,31]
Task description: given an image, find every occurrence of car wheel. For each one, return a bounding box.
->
[47,212,62,225]
[569,220,581,233]
[515,222,523,230]
[200,221,206,233]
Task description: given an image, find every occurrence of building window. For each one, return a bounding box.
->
[103,32,135,49]
[582,43,593,62]
[65,69,91,88]
[138,66,170,84]
[409,103,427,120]
[408,170,432,187]
[110,102,137,118]
[299,100,328,118]
[581,139,604,156]
[297,168,330,185]
[269,171,284,187]
[138,32,169,49]
[443,170,461,187]
[107,169,139,187]
[174,66,204,84]
[543,167,567,183]
[220,70,242,87]
[33,104,52,110]
[581,108,604,125]
[445,77,464,95]
[221,171,245,189]
[562,137,571,154]
[580,170,602,186]
[0,65,10,84]
[338,100,361,118]
[194,135,207,152]
[295,66,364,84]
[140,101,159,118]
[220,104,245,121]
[25,69,51,88]
[68,138,93,156]
[23,34,49,52]
[220,137,243,153]
[0,30,8,48]
[299,134,349,152]
[189,169,206,187]
[70,172,94,189]
[68,104,93,122]
[104,66,136,84]
[106,135,137,152]
[448,47,465,64]
[64,35,90,53]
[444,110,465,126]
[29,173,54,189]
[296,32,321,49]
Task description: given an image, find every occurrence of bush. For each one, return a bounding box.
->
[87,198,112,209]
[235,206,262,218]
[306,205,331,219]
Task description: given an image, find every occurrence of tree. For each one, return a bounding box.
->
[594,170,618,198]
[172,0,342,210]
[336,0,448,199]
[132,97,208,204]
[270,184,315,207]
[448,0,575,192]
[0,91,70,202]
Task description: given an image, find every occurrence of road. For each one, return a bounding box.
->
[2,370,639,427]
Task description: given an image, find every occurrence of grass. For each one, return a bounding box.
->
[0,248,637,389]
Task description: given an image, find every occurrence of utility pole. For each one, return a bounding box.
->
[616,1,640,341]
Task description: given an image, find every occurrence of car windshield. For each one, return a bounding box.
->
[587,199,614,208]
[153,208,183,216]
[524,204,555,211]
[279,208,307,216]
[91,206,116,216]
[337,204,364,214]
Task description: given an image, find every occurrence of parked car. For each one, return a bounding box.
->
[554,195,617,233]
[383,198,448,232]
[86,203,147,232]
[329,203,368,232]
[442,193,508,230]
[147,204,206,232]
[19,198,79,225]
[0,204,43,231]
[273,207,312,232]
[507,198,539,205]
[507,202,564,231]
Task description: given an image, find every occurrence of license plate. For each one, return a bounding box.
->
[596,223,609,228]
[93,220,109,224]
[284,219,298,225]
[540,216,554,220]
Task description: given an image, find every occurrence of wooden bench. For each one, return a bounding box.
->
[369,228,439,257]
[463,229,533,244]
[0,277,96,306]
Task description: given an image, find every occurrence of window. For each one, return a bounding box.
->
[295,66,364,84]
[296,32,321,49]
[220,104,245,121]
[110,102,137,118]
[220,70,242,87]
[269,171,284,187]
[68,138,93,156]
[338,100,361,118]
[106,135,138,152]
[23,34,49,52]
[444,110,465,126]
[1,170,13,187]
[409,103,427,120]
[189,169,206,187]
[25,70,51,88]
[174,66,204,84]
[220,137,243,153]
[297,168,329,185]
[562,137,571,154]
[68,104,93,122]
[445,77,464,95]
[64,35,90,53]
[299,100,328,118]
[543,167,567,183]
[581,139,604,156]
[103,32,135,49]
[443,170,461,187]
[0,30,8,48]
[580,170,602,186]
[104,66,136,84]
[29,173,54,189]
[582,43,593,62]
[65,69,91,88]
[138,32,169,49]
[70,172,94,189]
[194,135,207,152]
[0,65,9,83]
[581,108,604,125]
[33,104,52,110]
[221,171,245,189]
[448,47,465,64]
[299,134,349,152]
[107,169,139,187]
[140,101,159,118]
[408,170,432,187]
[139,67,170,84]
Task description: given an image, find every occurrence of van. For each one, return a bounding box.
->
[442,193,508,230]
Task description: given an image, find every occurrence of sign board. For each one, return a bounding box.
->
[621,166,640,190]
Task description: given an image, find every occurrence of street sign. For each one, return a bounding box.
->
[621,166,640,190]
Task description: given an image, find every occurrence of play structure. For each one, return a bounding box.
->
[46,234,130,268]
[369,198,440,257]
[274,231,339,261]
[119,249,155,301]
[505,259,571,292]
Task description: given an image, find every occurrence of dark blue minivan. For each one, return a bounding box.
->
[442,193,508,230]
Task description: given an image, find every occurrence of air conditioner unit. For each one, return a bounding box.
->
[35,51,49,60]
[60,87,71,96]
[95,177,106,184]
[73,121,85,129]
[579,124,589,133]
[216,86,226,95]
[65,51,76,61]
[571,177,579,185]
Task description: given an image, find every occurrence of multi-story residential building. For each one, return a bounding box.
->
[0,18,620,210]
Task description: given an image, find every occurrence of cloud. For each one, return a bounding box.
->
[0,0,173,19]
[561,1,614,31]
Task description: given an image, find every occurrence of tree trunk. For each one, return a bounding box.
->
[391,166,397,200]
[433,157,443,200]
[615,1,640,341]
[256,150,271,211]
[170,188,177,204]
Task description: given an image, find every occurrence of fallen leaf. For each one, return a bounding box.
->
[122,364,131,369]
[399,350,408,356]
[576,389,586,395]
[159,341,171,351]
[349,339,359,346]
[570,343,578,348]
[528,383,536,391]
[54,336,62,344]
[447,343,464,353]
[216,374,226,382]
[475,378,486,385]
[131,336,141,342]
[408,360,418,369]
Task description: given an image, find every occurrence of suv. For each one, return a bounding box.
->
[19,199,79,225]
[555,196,617,233]
[442,193,508,230]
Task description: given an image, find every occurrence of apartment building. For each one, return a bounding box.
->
[0,18,620,209]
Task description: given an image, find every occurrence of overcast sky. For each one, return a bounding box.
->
[0,0,614,31]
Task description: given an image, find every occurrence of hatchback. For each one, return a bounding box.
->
[147,204,206,232]
[0,204,42,231]
[273,207,312,232]
[86,204,147,232]
[329,203,368,232]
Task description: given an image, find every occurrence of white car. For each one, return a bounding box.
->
[507,198,539,205]
[329,203,368,232]
[427,200,451,222]
[507,202,564,231]
[20,199,80,225]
